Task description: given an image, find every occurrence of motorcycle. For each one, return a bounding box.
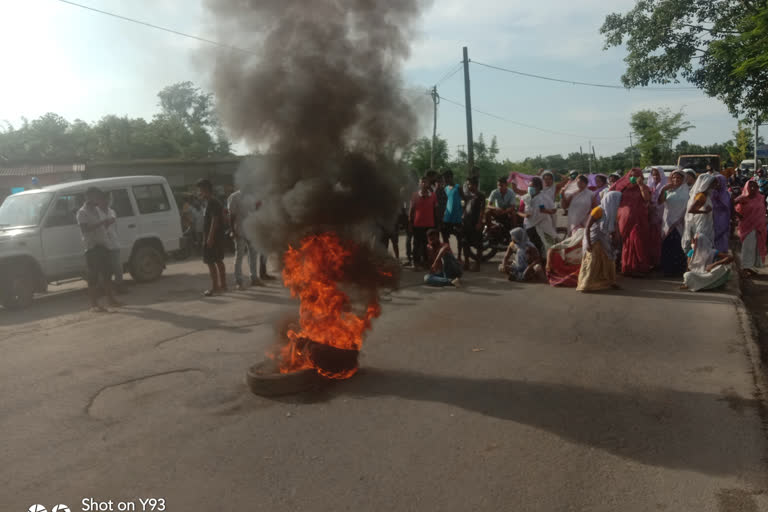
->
[466,215,514,263]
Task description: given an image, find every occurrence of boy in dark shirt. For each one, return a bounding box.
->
[197,179,228,296]
[462,176,485,271]
[424,229,462,287]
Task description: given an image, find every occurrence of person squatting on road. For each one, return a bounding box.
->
[197,179,228,296]
[77,187,121,312]
[423,228,463,287]
[499,227,545,282]
[546,228,585,288]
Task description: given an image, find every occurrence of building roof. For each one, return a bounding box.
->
[0,163,86,177]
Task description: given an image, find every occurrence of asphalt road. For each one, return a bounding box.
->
[1,254,767,512]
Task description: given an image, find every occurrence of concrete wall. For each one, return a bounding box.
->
[85,157,247,193]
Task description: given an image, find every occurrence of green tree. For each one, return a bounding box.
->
[0,82,233,163]
[726,121,754,166]
[402,135,449,179]
[630,108,693,166]
[601,0,768,117]
[454,134,505,192]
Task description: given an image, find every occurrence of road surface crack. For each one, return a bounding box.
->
[84,368,204,417]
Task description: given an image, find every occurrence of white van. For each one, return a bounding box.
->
[0,176,182,308]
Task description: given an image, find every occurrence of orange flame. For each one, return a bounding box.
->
[276,233,382,379]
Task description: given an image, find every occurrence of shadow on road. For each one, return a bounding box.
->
[297,368,763,479]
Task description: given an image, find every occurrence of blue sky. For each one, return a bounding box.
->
[0,0,738,162]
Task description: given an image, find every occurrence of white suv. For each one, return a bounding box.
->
[0,176,182,308]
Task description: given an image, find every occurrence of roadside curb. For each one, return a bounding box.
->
[731,258,768,406]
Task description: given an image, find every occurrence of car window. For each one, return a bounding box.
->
[133,184,170,214]
[108,189,135,218]
[0,192,53,228]
[45,194,85,228]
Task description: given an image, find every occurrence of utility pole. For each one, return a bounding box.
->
[462,46,475,175]
[592,145,597,173]
[430,86,440,170]
[588,140,593,173]
[755,116,760,166]
[629,132,636,168]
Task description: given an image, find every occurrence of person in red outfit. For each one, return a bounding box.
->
[610,168,652,277]
[409,176,438,269]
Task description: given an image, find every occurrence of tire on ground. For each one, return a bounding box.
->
[0,261,38,309]
[246,361,324,397]
[129,243,165,283]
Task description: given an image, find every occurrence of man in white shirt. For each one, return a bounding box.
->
[97,193,125,294]
[227,189,264,290]
[77,187,120,311]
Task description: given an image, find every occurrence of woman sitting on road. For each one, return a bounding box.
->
[657,170,690,277]
[499,228,545,282]
[546,228,585,288]
[682,235,734,292]
[734,180,767,278]
[562,175,597,236]
[577,191,622,292]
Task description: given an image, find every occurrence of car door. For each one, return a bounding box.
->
[40,193,86,278]
[131,183,177,249]
[105,188,137,265]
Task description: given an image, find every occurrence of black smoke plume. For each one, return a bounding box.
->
[203,0,430,255]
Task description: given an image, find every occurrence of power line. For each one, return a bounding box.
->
[440,96,629,141]
[472,60,700,92]
[434,62,463,87]
[56,0,258,55]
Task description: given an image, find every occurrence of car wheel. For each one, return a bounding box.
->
[1,266,36,309]
[129,245,165,282]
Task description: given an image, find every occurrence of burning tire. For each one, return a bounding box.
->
[246,361,323,397]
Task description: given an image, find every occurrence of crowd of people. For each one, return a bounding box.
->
[75,166,766,309]
[410,166,767,293]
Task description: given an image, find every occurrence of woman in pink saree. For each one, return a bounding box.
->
[610,168,652,276]
[734,179,767,277]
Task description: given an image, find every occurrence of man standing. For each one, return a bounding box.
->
[409,176,438,269]
[77,187,120,312]
[463,176,485,272]
[441,170,464,264]
[227,188,264,290]
[197,179,227,296]
[98,192,126,294]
